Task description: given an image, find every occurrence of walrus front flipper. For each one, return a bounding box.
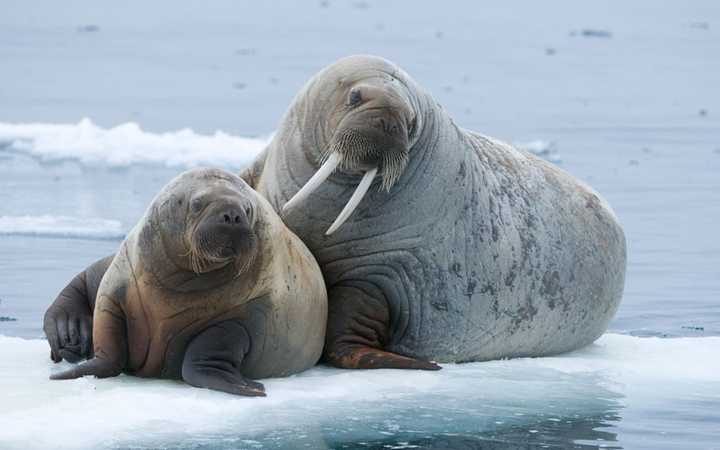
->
[181,320,266,397]
[44,255,115,363]
[50,294,127,381]
[324,286,441,371]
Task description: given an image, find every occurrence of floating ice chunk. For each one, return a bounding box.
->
[0,215,125,240]
[0,334,718,449]
[0,119,269,169]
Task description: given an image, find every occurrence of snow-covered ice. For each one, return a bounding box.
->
[0,215,125,240]
[0,334,717,449]
[0,119,269,169]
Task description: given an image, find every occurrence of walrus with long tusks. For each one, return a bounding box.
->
[49,168,327,396]
[240,55,626,370]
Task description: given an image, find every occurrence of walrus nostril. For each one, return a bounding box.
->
[222,213,244,225]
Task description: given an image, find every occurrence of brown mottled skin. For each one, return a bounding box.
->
[48,168,327,396]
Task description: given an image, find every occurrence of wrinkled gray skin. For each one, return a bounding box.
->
[242,55,626,364]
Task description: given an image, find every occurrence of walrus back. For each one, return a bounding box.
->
[395,133,626,362]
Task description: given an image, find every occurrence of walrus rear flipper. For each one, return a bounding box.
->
[182,320,266,397]
[325,345,441,371]
[50,357,124,380]
[324,286,441,371]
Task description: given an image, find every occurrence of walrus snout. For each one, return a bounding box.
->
[203,204,253,246]
[282,78,416,235]
[187,200,258,274]
[214,205,249,228]
[222,211,243,225]
[371,116,400,137]
[344,85,411,140]
[213,208,252,258]
[283,113,410,236]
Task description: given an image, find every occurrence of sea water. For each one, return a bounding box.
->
[1,0,719,448]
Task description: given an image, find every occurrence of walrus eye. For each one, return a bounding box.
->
[191,198,204,214]
[348,89,362,107]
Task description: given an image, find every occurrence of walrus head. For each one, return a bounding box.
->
[150,168,259,279]
[283,55,422,235]
[184,182,258,276]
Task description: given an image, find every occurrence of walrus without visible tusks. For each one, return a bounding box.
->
[50,168,327,396]
[240,55,627,370]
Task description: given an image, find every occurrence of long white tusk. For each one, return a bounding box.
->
[283,152,342,213]
[325,167,378,235]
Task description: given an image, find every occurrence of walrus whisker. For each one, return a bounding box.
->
[380,149,408,191]
[326,166,378,235]
[283,152,342,213]
[329,128,405,192]
[186,234,214,274]
[197,235,218,273]
[190,249,203,274]
[184,245,199,273]
[182,225,208,274]
[233,245,256,278]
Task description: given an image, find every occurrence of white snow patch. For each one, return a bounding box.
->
[0,334,717,449]
[0,215,125,240]
[0,119,269,168]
